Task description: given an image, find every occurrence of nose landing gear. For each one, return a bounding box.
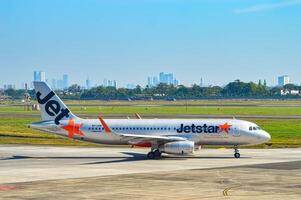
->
[234,145,240,158]
[147,149,162,159]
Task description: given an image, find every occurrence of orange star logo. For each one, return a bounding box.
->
[219,123,232,134]
[62,119,84,139]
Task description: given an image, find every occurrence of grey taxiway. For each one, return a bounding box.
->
[0,145,300,199]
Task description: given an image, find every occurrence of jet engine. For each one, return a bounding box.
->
[159,141,194,155]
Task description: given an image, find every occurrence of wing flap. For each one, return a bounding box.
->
[119,133,187,144]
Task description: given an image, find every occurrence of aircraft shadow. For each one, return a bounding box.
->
[82,153,250,165]
[0,153,250,165]
[0,154,145,161]
[82,152,148,164]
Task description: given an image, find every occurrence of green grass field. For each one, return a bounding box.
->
[2,105,301,116]
[3,99,301,106]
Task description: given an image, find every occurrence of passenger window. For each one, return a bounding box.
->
[249,127,252,131]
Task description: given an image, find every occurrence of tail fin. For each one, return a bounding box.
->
[33,81,77,124]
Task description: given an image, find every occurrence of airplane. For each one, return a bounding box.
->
[29,81,271,159]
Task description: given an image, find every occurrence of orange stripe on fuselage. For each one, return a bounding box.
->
[98,117,111,134]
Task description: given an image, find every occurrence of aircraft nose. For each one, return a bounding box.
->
[261,131,271,142]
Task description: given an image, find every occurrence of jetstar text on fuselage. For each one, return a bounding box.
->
[177,124,221,133]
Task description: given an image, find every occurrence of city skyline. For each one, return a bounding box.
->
[2,68,300,89]
[1,1,301,87]
[0,70,298,90]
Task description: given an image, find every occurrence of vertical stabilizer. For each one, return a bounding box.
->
[33,81,77,124]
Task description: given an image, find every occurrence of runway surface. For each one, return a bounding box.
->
[0,145,300,199]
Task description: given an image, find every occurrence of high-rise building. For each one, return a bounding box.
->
[278,75,290,86]
[103,79,108,87]
[160,72,178,85]
[148,72,178,87]
[4,84,15,90]
[159,72,175,84]
[86,79,91,89]
[166,73,173,84]
[63,74,69,89]
[40,71,46,82]
[103,79,117,88]
[33,71,46,82]
[153,76,158,86]
[159,72,165,83]
[34,71,40,81]
[147,77,152,87]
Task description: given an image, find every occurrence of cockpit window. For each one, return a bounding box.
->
[249,126,262,131]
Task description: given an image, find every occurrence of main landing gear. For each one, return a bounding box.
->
[147,149,162,159]
[234,145,240,158]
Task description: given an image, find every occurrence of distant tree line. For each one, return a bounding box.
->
[1,80,301,100]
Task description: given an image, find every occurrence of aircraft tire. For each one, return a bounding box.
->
[234,152,240,158]
[147,152,155,159]
[154,149,162,157]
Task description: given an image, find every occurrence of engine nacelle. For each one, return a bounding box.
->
[159,141,194,155]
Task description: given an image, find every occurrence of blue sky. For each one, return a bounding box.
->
[0,0,301,87]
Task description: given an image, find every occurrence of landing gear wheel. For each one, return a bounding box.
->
[234,145,240,158]
[147,152,155,159]
[234,152,240,158]
[154,149,162,157]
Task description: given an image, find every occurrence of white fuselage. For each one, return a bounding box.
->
[30,118,271,146]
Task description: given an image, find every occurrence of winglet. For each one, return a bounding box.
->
[134,113,142,119]
[98,117,111,134]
